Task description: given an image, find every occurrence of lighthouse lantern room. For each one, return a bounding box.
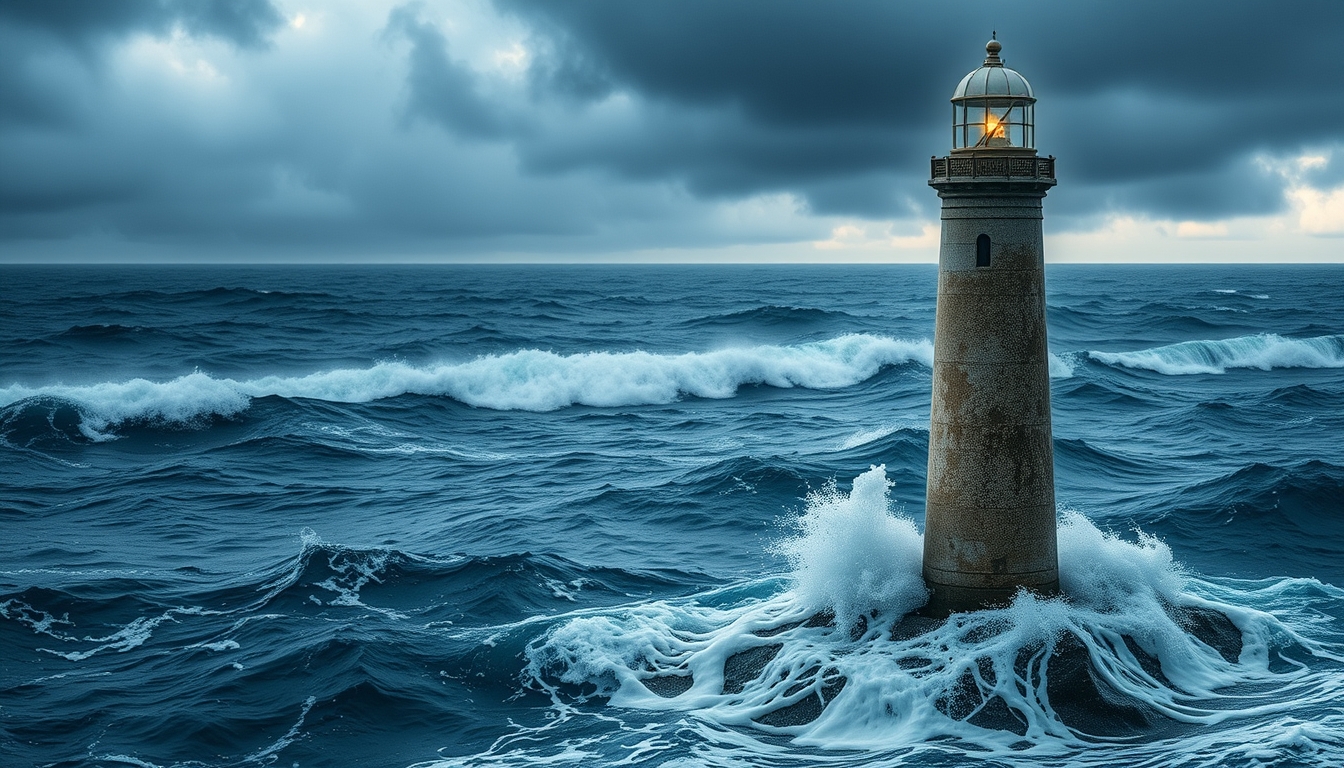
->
[951,37,1036,151]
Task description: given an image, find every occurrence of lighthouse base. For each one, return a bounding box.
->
[921,575,1061,618]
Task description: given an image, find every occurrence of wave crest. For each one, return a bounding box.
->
[0,335,932,435]
[1088,334,1344,375]
[247,333,932,411]
[0,375,249,442]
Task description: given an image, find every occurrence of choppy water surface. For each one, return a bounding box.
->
[2,264,1342,767]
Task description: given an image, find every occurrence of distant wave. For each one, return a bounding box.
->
[0,335,933,432]
[679,305,853,329]
[1089,334,1344,375]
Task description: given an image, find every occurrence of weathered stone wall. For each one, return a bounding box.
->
[923,181,1058,616]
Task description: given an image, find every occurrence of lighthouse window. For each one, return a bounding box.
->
[976,234,991,267]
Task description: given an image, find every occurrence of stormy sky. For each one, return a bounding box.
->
[2,0,1342,263]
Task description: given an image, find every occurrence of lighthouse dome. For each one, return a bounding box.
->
[952,40,1035,102]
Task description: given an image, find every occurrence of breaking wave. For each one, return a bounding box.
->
[1089,334,1344,375]
[0,335,932,435]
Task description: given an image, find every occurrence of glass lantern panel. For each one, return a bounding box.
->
[1006,104,1024,147]
[967,121,986,148]
[953,99,1035,149]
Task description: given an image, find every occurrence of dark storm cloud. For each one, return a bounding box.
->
[499,0,950,215]
[1055,158,1288,225]
[1,0,1342,260]
[516,106,906,210]
[388,5,513,140]
[0,0,283,50]
[508,1,949,126]
[0,0,282,129]
[489,0,1343,221]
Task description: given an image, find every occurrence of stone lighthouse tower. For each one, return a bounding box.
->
[923,37,1058,616]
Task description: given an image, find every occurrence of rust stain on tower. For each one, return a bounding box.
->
[923,37,1059,616]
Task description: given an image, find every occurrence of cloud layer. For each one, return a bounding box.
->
[2,0,1343,261]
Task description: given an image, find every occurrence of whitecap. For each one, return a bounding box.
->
[1088,333,1344,375]
[0,335,934,431]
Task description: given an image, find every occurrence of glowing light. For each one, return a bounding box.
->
[985,115,1005,138]
[291,14,306,29]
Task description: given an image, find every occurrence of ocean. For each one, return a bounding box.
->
[2,264,1342,768]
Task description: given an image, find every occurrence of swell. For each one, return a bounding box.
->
[1139,460,1344,582]
[678,305,860,330]
[1,537,684,766]
[1,535,698,639]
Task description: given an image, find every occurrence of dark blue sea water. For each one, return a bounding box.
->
[2,264,1342,768]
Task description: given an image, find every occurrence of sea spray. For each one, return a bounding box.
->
[771,465,925,627]
[1057,511,1185,611]
[518,468,1341,760]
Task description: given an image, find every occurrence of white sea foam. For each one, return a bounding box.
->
[836,424,904,451]
[494,467,1344,766]
[1048,351,1076,379]
[242,696,317,765]
[1089,333,1344,375]
[311,547,409,620]
[0,335,934,432]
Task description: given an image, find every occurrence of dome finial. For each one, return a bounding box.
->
[985,35,1003,66]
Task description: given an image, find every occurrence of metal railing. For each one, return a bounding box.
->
[930,155,1055,181]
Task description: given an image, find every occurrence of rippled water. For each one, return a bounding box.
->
[2,264,1342,767]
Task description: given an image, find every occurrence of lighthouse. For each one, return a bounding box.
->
[923,37,1059,616]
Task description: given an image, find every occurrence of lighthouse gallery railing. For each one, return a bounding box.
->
[930,155,1055,181]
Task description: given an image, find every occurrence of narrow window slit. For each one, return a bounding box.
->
[976,234,991,267]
